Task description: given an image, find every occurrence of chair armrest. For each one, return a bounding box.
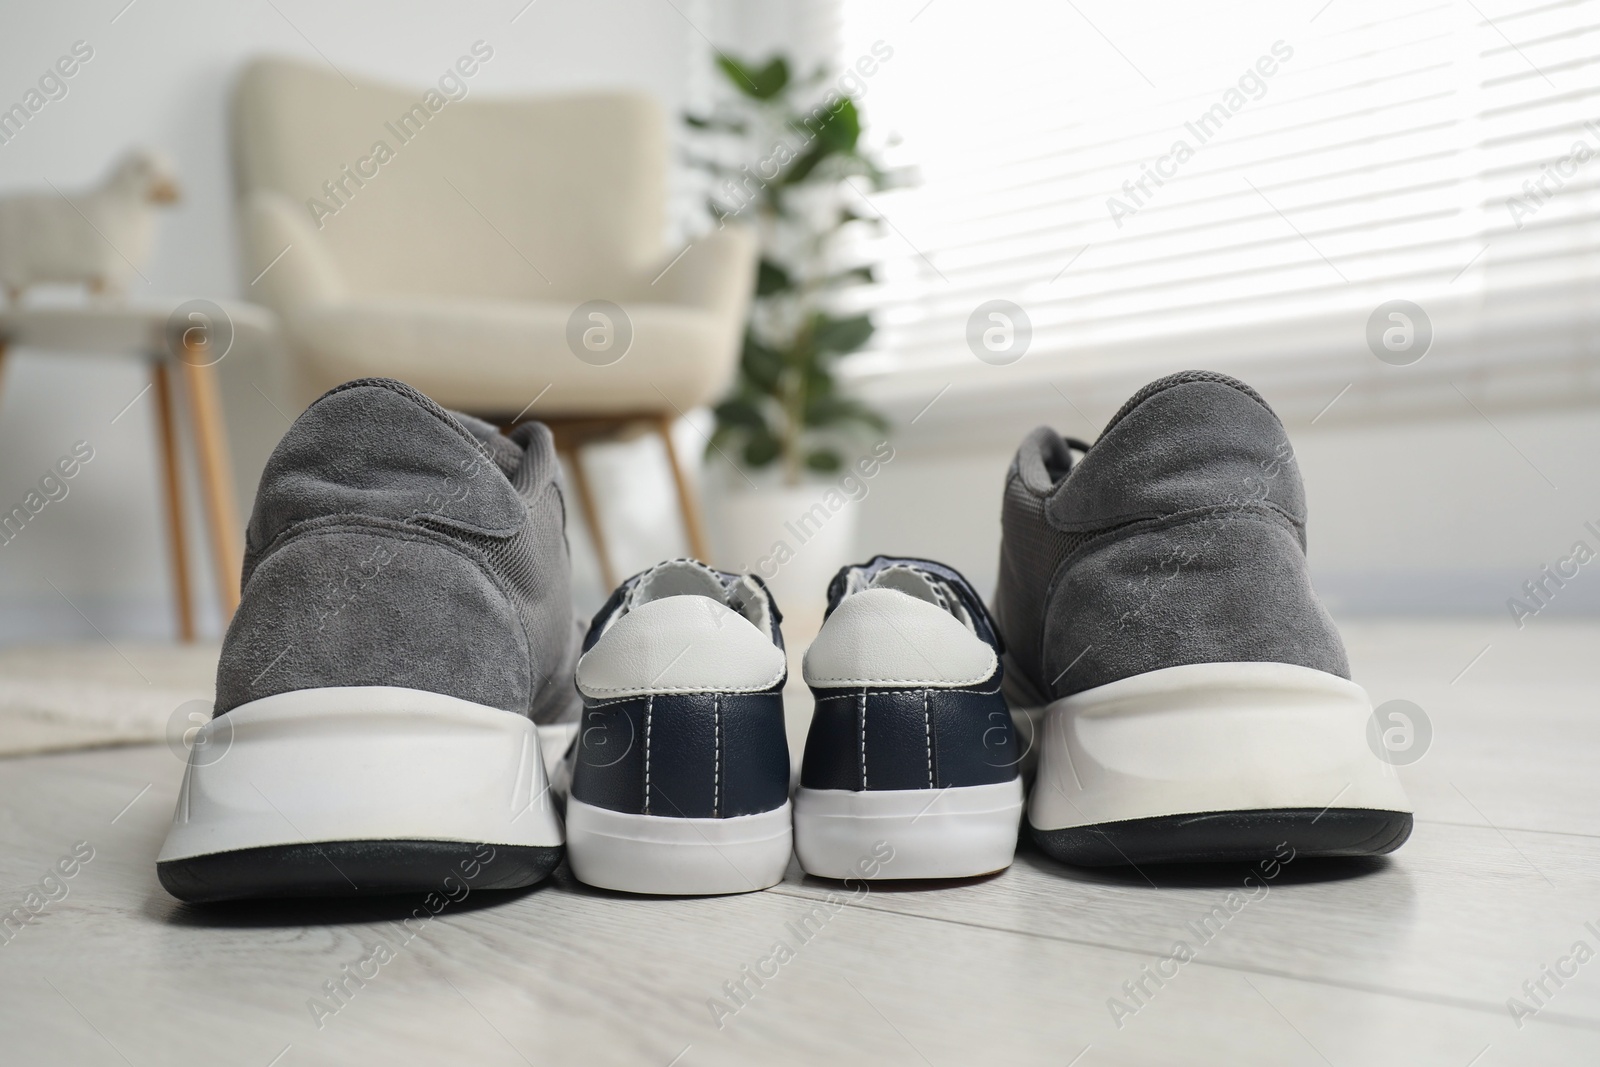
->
[238,190,347,313]
[647,224,758,319]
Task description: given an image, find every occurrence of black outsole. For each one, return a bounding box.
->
[1030,808,1413,867]
[158,840,564,904]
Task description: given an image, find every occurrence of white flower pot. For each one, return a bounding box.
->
[707,481,862,629]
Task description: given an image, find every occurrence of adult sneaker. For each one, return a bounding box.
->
[994,371,1412,865]
[794,556,1024,880]
[565,559,792,895]
[157,378,577,902]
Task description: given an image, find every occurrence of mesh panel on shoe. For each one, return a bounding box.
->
[994,466,1097,691]
[414,418,581,724]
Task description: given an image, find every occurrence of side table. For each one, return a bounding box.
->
[0,301,276,640]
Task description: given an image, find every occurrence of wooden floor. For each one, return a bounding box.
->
[2,619,1597,1065]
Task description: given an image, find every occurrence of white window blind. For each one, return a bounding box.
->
[833,0,1600,380]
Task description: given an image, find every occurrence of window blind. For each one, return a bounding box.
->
[832,0,1600,378]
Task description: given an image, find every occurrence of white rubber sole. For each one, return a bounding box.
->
[565,797,792,896]
[1028,661,1412,832]
[157,686,564,864]
[794,779,1024,880]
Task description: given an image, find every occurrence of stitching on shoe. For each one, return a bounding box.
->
[713,691,720,818]
[923,688,933,789]
[812,679,1004,701]
[859,689,868,790]
[578,667,786,696]
[580,684,786,709]
[644,693,653,816]
[807,664,995,687]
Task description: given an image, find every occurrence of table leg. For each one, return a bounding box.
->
[176,358,242,621]
[152,361,196,642]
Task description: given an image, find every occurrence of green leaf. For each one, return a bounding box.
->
[780,142,832,186]
[705,422,734,456]
[812,98,861,154]
[781,329,819,370]
[756,259,793,296]
[717,54,789,99]
[812,314,874,355]
[740,334,784,393]
[805,449,843,473]
[742,429,782,468]
[803,363,837,397]
[820,266,874,288]
[714,396,767,433]
[682,113,747,133]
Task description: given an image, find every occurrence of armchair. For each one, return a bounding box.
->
[231,58,757,584]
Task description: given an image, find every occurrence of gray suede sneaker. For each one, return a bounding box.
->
[995,371,1412,866]
[157,378,579,902]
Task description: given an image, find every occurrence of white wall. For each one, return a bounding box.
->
[0,0,727,641]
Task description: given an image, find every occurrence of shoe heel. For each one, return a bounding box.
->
[794,780,1024,880]
[156,686,564,902]
[564,799,792,895]
[1028,661,1413,865]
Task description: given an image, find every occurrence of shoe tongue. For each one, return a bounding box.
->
[1017,427,1076,492]
[625,558,729,609]
[1040,433,1076,483]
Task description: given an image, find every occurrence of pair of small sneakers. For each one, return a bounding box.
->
[155,378,1020,902]
[562,554,1023,895]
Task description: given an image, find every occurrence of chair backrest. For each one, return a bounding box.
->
[232,57,667,302]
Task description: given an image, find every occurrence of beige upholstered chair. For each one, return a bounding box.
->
[231,58,757,584]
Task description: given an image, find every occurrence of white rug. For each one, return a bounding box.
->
[0,641,220,757]
[0,641,585,774]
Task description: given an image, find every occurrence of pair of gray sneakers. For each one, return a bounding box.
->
[993,370,1413,865]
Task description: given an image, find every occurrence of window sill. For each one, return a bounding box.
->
[840,281,1600,445]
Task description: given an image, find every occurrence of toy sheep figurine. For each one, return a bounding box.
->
[0,147,180,303]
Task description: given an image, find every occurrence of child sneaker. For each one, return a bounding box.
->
[565,559,792,895]
[994,371,1412,865]
[157,378,577,902]
[794,556,1024,880]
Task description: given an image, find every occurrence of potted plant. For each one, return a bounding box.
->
[684,53,897,621]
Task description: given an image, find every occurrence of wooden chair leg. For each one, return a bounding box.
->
[656,414,710,563]
[152,362,196,642]
[560,442,618,590]
[176,358,242,621]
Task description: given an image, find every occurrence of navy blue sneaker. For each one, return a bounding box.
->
[564,559,792,895]
[794,556,1024,879]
